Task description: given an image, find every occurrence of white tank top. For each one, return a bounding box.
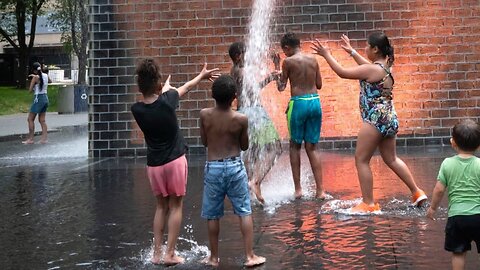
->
[34,73,49,95]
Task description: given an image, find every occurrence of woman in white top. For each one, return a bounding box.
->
[22,62,49,144]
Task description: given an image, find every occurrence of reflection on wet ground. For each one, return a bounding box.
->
[0,131,479,269]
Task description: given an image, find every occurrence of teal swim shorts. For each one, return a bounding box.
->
[286,93,322,144]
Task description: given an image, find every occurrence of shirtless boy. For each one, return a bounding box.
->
[277,32,326,199]
[199,74,266,267]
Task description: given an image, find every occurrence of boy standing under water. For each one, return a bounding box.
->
[228,41,281,204]
[427,119,480,270]
[199,75,266,267]
[277,32,326,199]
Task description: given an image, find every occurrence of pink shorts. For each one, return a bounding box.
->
[147,155,188,197]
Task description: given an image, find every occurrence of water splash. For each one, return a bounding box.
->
[320,198,441,217]
[139,236,209,266]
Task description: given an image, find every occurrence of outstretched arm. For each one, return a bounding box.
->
[340,34,370,65]
[426,181,446,220]
[311,39,373,81]
[176,63,220,97]
[259,70,280,89]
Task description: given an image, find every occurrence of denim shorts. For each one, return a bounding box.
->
[30,94,49,113]
[201,156,252,219]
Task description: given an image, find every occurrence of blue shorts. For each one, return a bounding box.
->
[201,156,252,219]
[30,94,49,114]
[286,93,322,144]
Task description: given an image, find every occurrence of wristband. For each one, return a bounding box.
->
[350,49,357,57]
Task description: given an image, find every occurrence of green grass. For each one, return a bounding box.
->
[0,85,59,115]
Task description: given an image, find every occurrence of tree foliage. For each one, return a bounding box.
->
[0,0,48,88]
[49,0,88,85]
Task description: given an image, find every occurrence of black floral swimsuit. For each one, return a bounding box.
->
[359,63,399,137]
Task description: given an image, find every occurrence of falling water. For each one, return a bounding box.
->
[241,0,281,202]
[242,0,276,108]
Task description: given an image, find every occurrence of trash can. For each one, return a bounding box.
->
[57,84,74,114]
[74,85,88,113]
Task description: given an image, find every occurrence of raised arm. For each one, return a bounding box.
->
[277,59,289,92]
[311,39,377,81]
[176,63,220,97]
[28,75,38,92]
[340,34,370,65]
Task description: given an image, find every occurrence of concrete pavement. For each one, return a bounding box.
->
[0,112,88,138]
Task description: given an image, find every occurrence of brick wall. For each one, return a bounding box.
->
[88,0,480,157]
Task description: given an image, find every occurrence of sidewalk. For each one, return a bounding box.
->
[0,112,88,138]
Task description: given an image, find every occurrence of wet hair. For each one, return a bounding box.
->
[32,62,44,89]
[135,58,161,95]
[212,75,237,105]
[368,32,395,67]
[228,42,245,61]
[280,32,300,48]
[452,119,480,152]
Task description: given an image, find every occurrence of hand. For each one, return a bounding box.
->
[270,70,281,80]
[426,207,436,220]
[311,39,329,57]
[269,50,281,69]
[199,63,220,82]
[161,75,177,93]
[340,34,354,54]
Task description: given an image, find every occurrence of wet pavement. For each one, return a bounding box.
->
[0,124,479,269]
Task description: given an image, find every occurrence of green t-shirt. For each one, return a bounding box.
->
[437,155,480,217]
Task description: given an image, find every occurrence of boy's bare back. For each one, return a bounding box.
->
[200,108,248,161]
[282,52,322,96]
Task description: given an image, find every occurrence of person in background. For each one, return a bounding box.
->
[22,62,49,144]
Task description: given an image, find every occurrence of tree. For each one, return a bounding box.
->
[49,0,88,85]
[0,0,48,88]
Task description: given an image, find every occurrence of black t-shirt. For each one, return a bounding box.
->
[131,90,187,166]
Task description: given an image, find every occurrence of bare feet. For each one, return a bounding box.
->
[201,256,219,267]
[39,140,48,144]
[244,255,266,267]
[150,247,163,265]
[315,191,326,200]
[294,189,303,199]
[252,181,265,204]
[151,255,161,265]
[22,139,34,144]
[163,254,185,266]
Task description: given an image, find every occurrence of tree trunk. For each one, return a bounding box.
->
[17,48,28,89]
[77,54,87,85]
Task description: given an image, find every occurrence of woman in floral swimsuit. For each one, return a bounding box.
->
[312,32,427,213]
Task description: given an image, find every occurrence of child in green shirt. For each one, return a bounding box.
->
[427,119,480,270]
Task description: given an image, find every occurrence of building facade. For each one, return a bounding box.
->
[88,0,480,158]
